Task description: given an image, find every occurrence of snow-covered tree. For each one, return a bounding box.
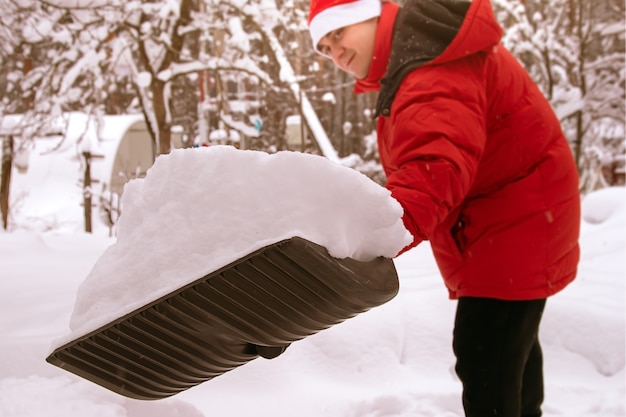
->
[0,0,344,230]
[494,0,625,192]
[0,0,331,157]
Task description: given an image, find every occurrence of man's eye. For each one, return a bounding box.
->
[333,28,343,39]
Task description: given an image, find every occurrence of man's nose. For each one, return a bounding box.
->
[330,44,344,63]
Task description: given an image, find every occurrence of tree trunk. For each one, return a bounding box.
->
[573,0,588,175]
[152,79,171,155]
[1,136,14,230]
[82,152,93,233]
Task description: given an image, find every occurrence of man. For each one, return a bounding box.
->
[307,0,581,415]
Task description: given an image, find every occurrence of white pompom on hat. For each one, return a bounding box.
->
[308,0,382,49]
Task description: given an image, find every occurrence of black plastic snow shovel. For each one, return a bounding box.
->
[46,237,399,400]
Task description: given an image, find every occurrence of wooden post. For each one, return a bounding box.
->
[82,151,104,233]
[83,151,93,233]
[0,136,13,230]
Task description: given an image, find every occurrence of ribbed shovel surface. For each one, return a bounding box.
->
[46,237,399,400]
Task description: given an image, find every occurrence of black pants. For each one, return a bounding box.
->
[453,297,546,417]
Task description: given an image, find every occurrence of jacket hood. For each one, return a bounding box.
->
[373,0,504,115]
[433,0,504,63]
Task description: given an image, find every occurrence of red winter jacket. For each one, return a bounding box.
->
[356,0,580,300]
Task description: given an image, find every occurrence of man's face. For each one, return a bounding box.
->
[316,17,378,79]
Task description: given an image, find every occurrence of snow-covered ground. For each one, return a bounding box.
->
[0,144,624,416]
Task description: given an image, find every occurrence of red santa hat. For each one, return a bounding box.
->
[308,0,382,49]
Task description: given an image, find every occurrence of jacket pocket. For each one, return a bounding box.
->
[450,213,469,256]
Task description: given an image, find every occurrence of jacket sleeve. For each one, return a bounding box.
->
[382,56,488,253]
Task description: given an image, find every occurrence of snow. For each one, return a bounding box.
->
[0,142,624,417]
[3,113,148,234]
[62,146,411,345]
